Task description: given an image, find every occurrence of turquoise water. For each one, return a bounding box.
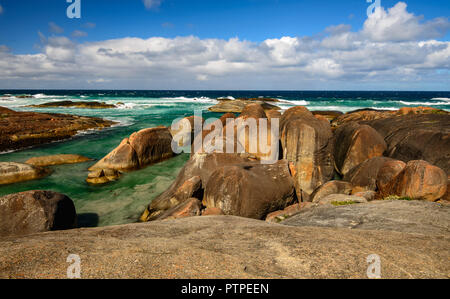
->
[0,90,449,227]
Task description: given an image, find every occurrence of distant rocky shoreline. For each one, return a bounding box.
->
[0,106,116,153]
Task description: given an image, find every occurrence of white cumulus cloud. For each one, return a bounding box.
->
[143,0,163,10]
[0,2,448,90]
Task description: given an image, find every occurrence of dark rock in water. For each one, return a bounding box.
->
[280,106,334,200]
[310,180,353,203]
[28,100,117,109]
[88,127,175,184]
[282,200,450,236]
[0,216,447,278]
[333,122,387,176]
[0,162,51,185]
[0,106,116,153]
[208,99,281,113]
[363,114,450,174]
[202,160,296,220]
[380,160,447,202]
[141,153,254,221]
[343,157,396,192]
[0,190,77,237]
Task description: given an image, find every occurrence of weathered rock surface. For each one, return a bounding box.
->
[382,160,448,202]
[203,160,296,219]
[27,101,117,109]
[0,106,116,152]
[0,162,51,185]
[333,122,387,176]
[208,99,281,113]
[155,198,202,221]
[310,181,353,203]
[25,154,91,167]
[343,157,396,192]
[282,200,450,236]
[87,127,175,184]
[0,216,448,278]
[280,106,334,200]
[0,190,77,237]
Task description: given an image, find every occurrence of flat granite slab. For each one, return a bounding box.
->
[0,215,448,279]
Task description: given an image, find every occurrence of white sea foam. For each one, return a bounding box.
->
[399,100,450,106]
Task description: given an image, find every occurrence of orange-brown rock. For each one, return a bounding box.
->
[376,159,407,195]
[88,127,175,184]
[333,122,387,176]
[170,115,204,152]
[310,181,353,203]
[343,157,397,192]
[25,154,91,167]
[155,198,202,221]
[201,207,224,216]
[0,106,116,153]
[280,106,334,200]
[384,160,447,202]
[265,202,313,223]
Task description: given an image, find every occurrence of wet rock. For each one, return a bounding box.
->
[25,154,91,167]
[0,162,51,185]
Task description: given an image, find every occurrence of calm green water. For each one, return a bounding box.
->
[0,90,449,227]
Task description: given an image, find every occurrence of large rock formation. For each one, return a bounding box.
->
[343,157,397,192]
[364,114,450,174]
[0,162,51,185]
[381,160,448,202]
[280,106,334,200]
[87,127,175,184]
[0,190,77,237]
[0,106,116,153]
[0,216,448,278]
[141,153,254,221]
[25,154,91,167]
[203,160,296,219]
[333,122,387,176]
[170,116,204,153]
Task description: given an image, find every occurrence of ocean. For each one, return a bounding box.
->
[1,90,449,227]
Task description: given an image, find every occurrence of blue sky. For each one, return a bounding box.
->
[0,0,449,90]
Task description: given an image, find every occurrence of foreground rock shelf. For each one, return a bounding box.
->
[0,106,116,152]
[0,215,448,279]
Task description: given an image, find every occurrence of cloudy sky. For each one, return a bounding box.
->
[0,0,449,90]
